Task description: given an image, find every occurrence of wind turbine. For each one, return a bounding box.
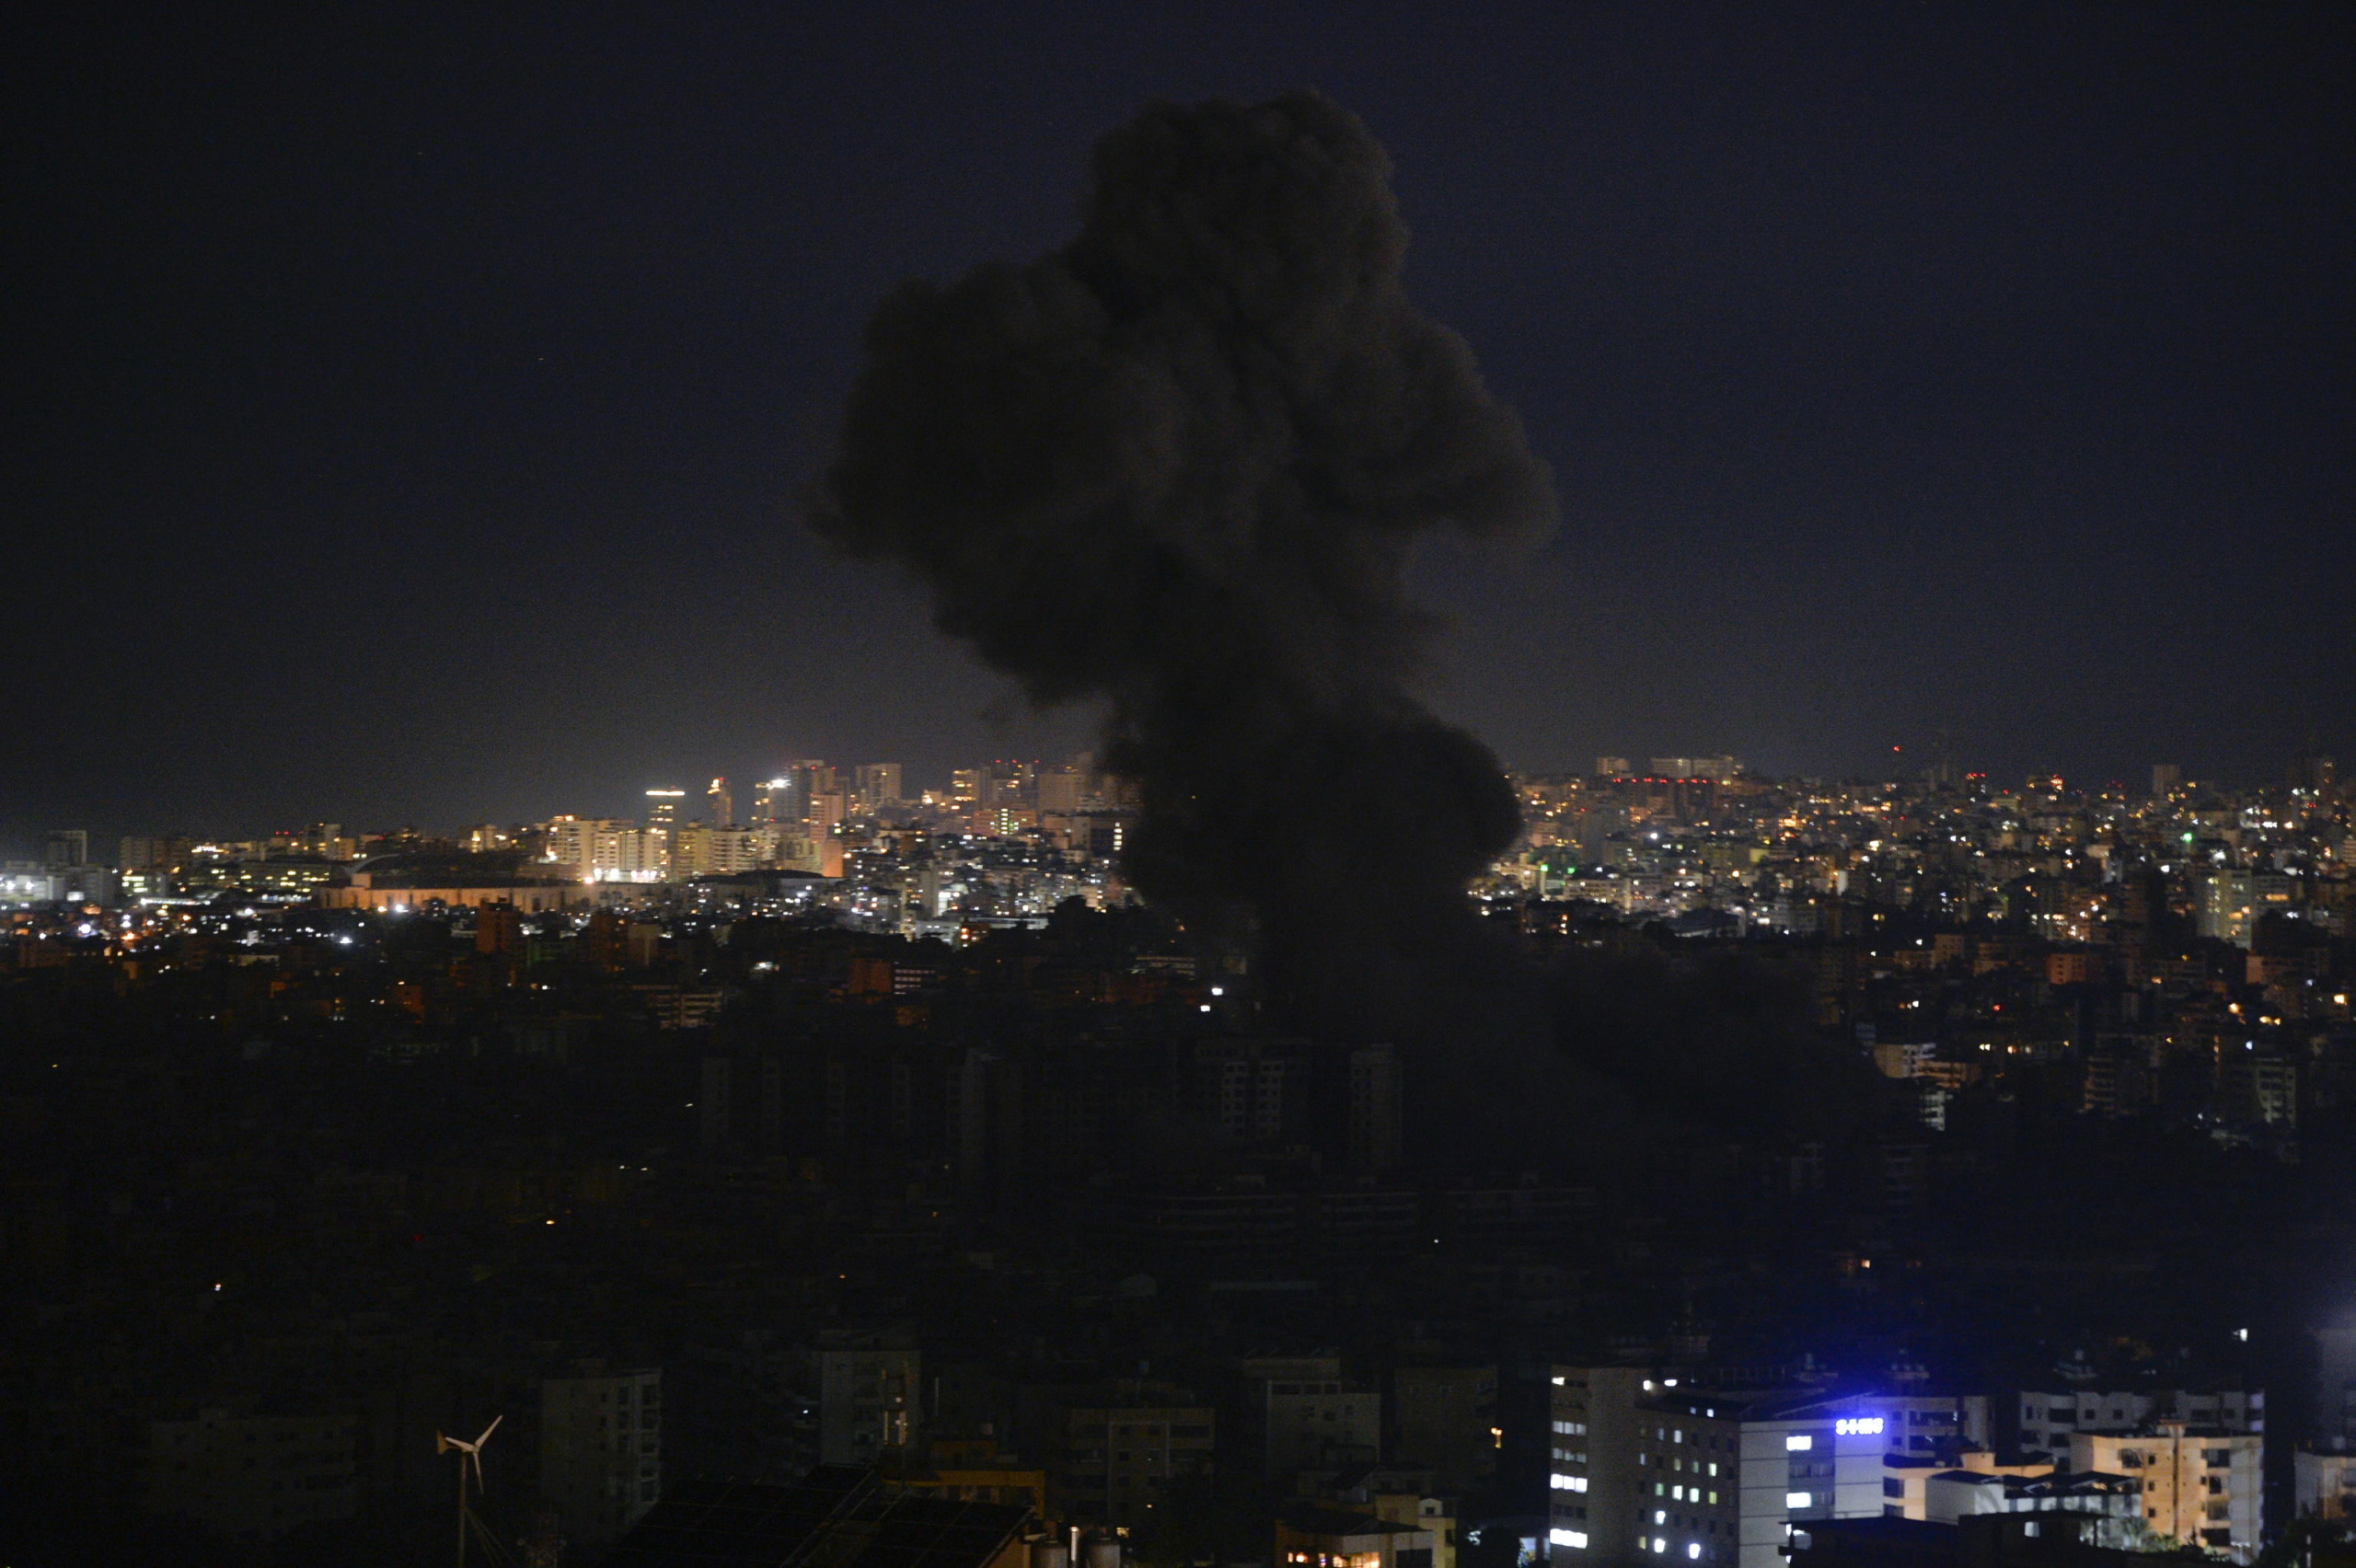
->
[435,1414,502,1568]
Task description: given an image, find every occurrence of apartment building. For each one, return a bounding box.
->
[2015,1385,2262,1459]
[1548,1369,1987,1568]
[2072,1424,2261,1563]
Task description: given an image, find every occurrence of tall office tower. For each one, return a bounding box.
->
[708,777,733,827]
[950,768,984,805]
[671,824,710,879]
[43,831,88,868]
[2199,870,2257,946]
[853,763,902,813]
[643,790,685,881]
[756,765,825,823]
[2292,751,2338,792]
[987,760,1036,804]
[755,776,788,823]
[2152,764,2183,798]
[1037,764,1085,814]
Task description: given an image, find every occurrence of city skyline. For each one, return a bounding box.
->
[8,744,2341,857]
[11,4,2350,845]
[12,8,2356,1562]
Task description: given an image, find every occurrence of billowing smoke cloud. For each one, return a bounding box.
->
[818,91,1555,1037]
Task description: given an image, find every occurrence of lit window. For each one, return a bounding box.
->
[1549,1530,1588,1551]
[1689,1547,1703,1561]
[1787,1493,1813,1510]
[1786,1435,1813,1452]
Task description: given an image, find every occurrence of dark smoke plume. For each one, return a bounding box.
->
[819,91,1555,1035]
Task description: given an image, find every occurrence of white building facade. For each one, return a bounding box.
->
[1548,1369,1983,1568]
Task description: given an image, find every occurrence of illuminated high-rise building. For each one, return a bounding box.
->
[643,790,686,879]
[2199,870,2256,947]
[755,776,791,823]
[708,776,733,827]
[852,763,902,813]
[543,816,664,882]
[756,764,826,824]
[1646,755,1742,782]
[1544,1371,1986,1568]
[671,824,769,878]
[987,761,1035,805]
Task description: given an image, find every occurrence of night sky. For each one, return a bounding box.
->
[11,4,2350,846]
